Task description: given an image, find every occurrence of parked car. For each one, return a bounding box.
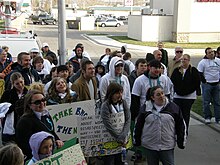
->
[30,13,57,25]
[95,18,124,27]
[117,16,128,20]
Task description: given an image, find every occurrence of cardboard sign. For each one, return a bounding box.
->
[47,100,95,141]
[33,144,87,165]
[77,113,131,157]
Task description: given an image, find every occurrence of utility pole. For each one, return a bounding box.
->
[58,0,66,65]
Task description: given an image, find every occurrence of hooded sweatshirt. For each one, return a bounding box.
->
[28,131,54,164]
[99,56,131,107]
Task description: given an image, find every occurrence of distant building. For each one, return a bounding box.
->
[89,6,142,17]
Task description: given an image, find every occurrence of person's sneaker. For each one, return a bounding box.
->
[205,119,211,124]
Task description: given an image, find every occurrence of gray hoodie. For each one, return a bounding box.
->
[99,56,131,107]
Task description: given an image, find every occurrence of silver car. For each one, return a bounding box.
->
[95,18,124,27]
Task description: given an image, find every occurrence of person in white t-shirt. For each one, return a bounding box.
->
[197,47,220,124]
[131,59,171,121]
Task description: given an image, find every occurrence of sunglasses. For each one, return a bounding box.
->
[31,98,46,105]
[176,51,183,53]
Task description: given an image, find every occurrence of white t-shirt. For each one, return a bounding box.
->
[132,74,171,106]
[197,57,220,83]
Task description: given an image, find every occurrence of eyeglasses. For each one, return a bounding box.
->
[31,98,46,105]
[176,51,183,53]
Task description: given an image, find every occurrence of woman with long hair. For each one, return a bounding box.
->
[0,72,28,144]
[101,82,131,165]
[46,77,77,105]
[15,90,64,160]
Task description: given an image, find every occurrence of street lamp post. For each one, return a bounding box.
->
[58,0,66,65]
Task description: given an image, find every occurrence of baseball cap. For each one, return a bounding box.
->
[30,48,39,53]
[115,60,124,67]
[42,43,49,47]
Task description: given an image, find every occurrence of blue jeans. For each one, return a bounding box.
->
[144,148,174,165]
[202,83,220,122]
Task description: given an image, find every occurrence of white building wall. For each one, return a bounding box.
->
[128,15,173,42]
[173,0,220,42]
[128,0,220,43]
[150,0,174,15]
[127,15,143,40]
[190,2,220,32]
[80,16,95,30]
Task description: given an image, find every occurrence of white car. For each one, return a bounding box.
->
[95,18,124,27]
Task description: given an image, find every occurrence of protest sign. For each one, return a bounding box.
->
[47,100,95,141]
[77,113,132,157]
[33,143,87,165]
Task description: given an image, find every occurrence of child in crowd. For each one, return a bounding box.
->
[95,62,105,85]
[28,131,55,165]
[0,143,24,165]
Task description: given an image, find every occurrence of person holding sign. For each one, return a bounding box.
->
[134,86,186,165]
[15,90,64,161]
[101,83,131,165]
[27,131,55,165]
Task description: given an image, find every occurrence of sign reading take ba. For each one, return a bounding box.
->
[47,100,95,141]
[77,113,133,157]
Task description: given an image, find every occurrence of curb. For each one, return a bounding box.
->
[83,34,154,53]
[190,111,220,133]
[83,34,121,49]
[84,34,205,57]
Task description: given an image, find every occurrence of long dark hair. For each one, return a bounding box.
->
[105,82,123,104]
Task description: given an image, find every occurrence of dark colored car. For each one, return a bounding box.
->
[31,13,57,25]
[117,16,128,20]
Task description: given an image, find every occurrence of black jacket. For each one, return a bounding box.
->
[4,63,40,90]
[171,65,201,96]
[15,113,59,159]
[128,70,137,92]
[44,50,58,65]
[160,49,168,67]
[0,87,28,133]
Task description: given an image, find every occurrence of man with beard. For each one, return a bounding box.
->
[69,44,89,73]
[5,52,40,90]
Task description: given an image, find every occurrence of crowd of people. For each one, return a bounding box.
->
[0,41,220,165]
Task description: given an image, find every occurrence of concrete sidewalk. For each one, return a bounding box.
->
[84,34,205,57]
